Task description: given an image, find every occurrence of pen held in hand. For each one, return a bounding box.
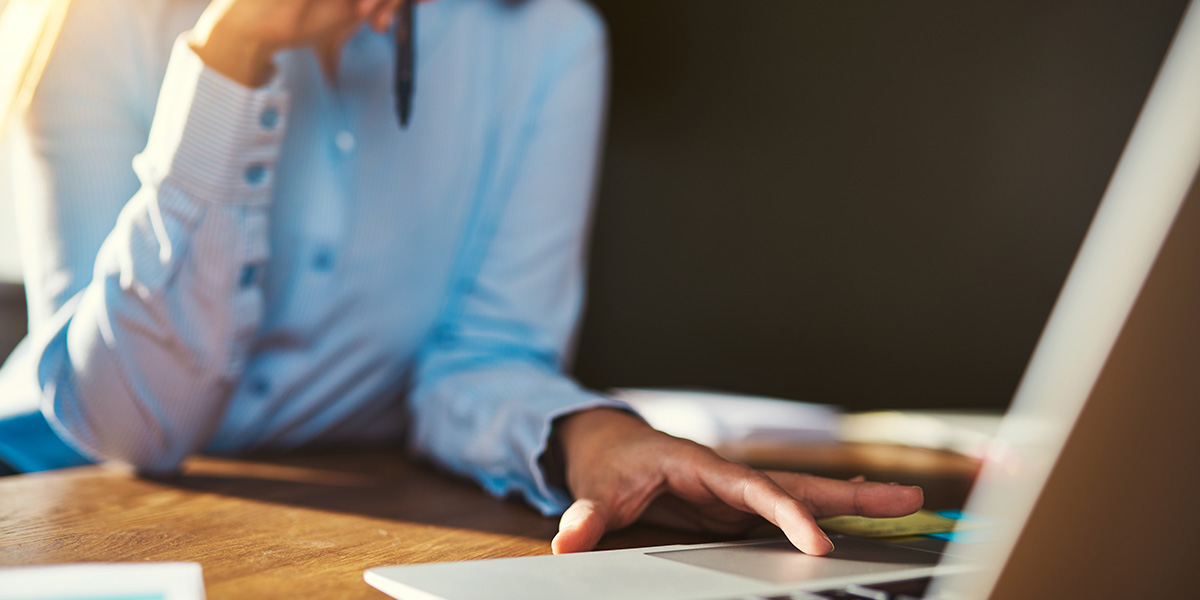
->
[394,0,414,128]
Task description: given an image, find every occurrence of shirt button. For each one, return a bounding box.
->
[312,246,335,271]
[260,107,280,129]
[248,377,271,396]
[244,164,267,185]
[239,264,258,289]
[334,130,356,154]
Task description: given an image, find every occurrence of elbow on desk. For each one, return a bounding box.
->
[48,398,194,476]
[117,446,190,477]
[82,432,191,476]
[27,305,221,475]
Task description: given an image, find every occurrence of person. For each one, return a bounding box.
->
[0,0,922,555]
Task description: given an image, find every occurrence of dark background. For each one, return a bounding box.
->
[570,0,1190,411]
[0,1,1190,412]
[0,285,20,363]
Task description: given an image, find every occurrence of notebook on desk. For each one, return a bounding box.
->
[365,2,1200,598]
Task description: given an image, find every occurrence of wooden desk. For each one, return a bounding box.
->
[0,445,978,599]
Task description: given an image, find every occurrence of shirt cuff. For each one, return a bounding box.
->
[525,392,637,516]
[133,34,290,206]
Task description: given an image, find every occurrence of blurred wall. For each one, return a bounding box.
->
[0,284,22,363]
[572,0,1190,410]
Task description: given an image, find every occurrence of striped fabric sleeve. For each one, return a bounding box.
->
[23,35,288,473]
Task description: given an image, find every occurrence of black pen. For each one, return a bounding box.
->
[395,0,415,128]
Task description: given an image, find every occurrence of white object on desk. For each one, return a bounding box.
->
[0,562,206,600]
[839,409,1003,460]
[611,388,841,448]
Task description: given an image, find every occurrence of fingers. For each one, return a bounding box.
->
[641,494,759,535]
[767,471,924,519]
[355,0,401,32]
[365,0,404,33]
[552,498,612,555]
[356,0,384,18]
[551,419,923,557]
[668,451,835,555]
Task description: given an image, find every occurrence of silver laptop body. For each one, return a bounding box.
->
[367,2,1200,598]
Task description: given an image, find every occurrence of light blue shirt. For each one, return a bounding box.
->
[0,0,617,515]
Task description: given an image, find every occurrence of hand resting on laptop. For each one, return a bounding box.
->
[550,408,924,556]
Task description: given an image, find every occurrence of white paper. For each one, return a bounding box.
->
[839,409,1003,459]
[612,388,841,447]
[0,563,205,600]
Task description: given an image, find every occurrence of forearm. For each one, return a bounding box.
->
[407,358,628,516]
[47,192,267,471]
[405,7,612,514]
[16,36,286,471]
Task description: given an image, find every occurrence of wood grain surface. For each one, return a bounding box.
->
[0,445,977,599]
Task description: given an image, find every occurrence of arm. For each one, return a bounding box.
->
[5,0,406,473]
[5,0,416,472]
[4,0,288,472]
[403,5,925,554]
[405,6,618,516]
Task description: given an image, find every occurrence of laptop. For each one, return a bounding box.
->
[365,2,1200,598]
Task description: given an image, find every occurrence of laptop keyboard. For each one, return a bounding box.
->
[743,576,933,600]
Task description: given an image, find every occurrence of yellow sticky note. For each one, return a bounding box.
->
[818,510,960,538]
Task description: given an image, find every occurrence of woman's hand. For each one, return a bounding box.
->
[188,0,407,87]
[551,408,924,555]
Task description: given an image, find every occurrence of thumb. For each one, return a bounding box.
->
[551,498,611,554]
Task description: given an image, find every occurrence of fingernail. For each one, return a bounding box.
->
[824,535,835,552]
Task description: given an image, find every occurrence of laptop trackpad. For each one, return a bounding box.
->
[647,537,942,585]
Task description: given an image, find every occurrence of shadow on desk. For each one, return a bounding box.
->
[149,448,563,553]
[151,447,732,553]
[150,443,977,552]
